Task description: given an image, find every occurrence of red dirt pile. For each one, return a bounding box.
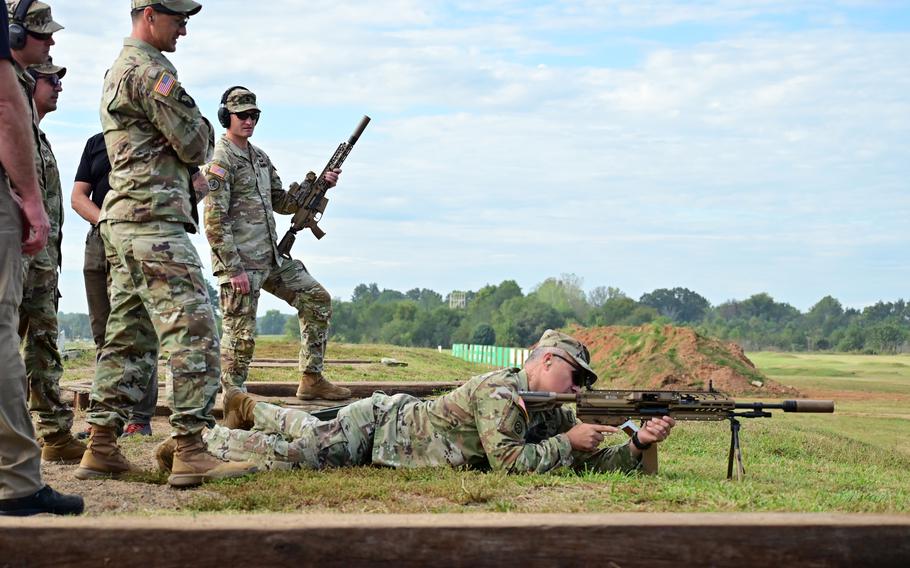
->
[568,324,800,397]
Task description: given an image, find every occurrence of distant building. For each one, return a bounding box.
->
[449,291,467,310]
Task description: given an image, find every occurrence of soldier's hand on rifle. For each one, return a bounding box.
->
[324,168,342,188]
[230,271,251,294]
[636,416,676,446]
[567,423,618,452]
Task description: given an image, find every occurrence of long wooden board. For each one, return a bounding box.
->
[1,513,907,567]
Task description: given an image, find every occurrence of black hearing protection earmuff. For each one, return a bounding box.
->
[8,0,37,51]
[217,85,249,128]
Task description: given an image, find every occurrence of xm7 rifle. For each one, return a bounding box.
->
[276,115,371,258]
[519,386,835,480]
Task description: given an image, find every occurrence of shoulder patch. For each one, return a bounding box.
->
[153,72,177,97]
[208,177,222,192]
[208,163,227,179]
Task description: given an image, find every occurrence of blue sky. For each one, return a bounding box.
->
[38,0,910,314]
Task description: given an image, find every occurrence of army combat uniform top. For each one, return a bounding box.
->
[206,368,641,474]
[203,135,297,280]
[100,38,212,226]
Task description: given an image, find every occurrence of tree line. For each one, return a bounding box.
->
[57,275,910,354]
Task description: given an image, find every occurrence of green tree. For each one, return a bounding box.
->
[258,309,287,335]
[470,323,496,345]
[639,287,710,323]
[494,296,565,346]
[533,273,590,322]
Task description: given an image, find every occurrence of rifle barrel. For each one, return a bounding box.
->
[734,400,835,413]
[348,115,371,145]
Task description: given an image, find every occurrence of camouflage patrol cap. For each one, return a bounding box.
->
[534,329,597,383]
[131,1,202,16]
[6,1,64,34]
[28,55,65,78]
[224,88,260,113]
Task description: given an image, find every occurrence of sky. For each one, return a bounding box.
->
[34,0,910,314]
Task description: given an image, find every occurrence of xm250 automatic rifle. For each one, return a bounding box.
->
[519,386,835,480]
[276,115,371,258]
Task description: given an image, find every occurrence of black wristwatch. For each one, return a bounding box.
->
[631,432,653,450]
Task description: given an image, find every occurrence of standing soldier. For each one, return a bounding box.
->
[20,55,88,462]
[1,1,82,516]
[6,1,84,462]
[75,0,255,488]
[203,87,350,401]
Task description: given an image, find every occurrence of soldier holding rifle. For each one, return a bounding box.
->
[202,87,351,401]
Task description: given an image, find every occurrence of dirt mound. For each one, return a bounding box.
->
[568,324,799,396]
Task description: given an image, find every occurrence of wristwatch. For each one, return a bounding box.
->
[631,432,653,451]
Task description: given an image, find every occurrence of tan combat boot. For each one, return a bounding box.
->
[168,432,258,488]
[74,426,141,480]
[222,389,257,430]
[41,431,88,464]
[296,372,351,401]
[155,437,177,472]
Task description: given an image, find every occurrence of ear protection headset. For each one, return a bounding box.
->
[8,0,37,51]
[217,85,249,128]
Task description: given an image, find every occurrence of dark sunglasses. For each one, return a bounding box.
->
[27,30,53,41]
[38,75,62,88]
[233,111,261,122]
[552,354,595,389]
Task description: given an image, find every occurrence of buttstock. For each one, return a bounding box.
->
[277,231,296,256]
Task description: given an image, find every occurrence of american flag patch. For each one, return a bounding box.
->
[154,73,177,97]
[209,164,227,179]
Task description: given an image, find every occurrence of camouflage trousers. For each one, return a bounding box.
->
[83,225,158,425]
[88,221,219,436]
[205,393,414,470]
[219,258,331,391]
[18,257,72,440]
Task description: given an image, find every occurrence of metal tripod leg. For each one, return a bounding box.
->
[726,417,745,481]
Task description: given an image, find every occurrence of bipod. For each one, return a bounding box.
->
[726,409,772,481]
[726,417,745,480]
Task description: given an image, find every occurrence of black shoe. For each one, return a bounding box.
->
[0,485,85,516]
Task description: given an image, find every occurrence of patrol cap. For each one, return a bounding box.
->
[28,55,65,78]
[6,1,64,34]
[131,1,202,16]
[534,329,598,385]
[224,88,260,113]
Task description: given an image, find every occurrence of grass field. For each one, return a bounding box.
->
[62,342,910,514]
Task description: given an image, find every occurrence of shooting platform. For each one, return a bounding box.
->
[1,513,908,566]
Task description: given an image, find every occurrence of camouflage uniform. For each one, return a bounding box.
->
[203,126,332,391]
[8,6,70,444]
[91,37,217,436]
[19,127,70,441]
[206,368,640,473]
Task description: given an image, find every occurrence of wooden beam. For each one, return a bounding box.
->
[0,513,907,567]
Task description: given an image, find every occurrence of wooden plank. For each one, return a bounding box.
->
[0,513,907,567]
[66,381,461,413]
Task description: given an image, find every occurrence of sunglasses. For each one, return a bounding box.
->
[552,354,596,389]
[27,30,53,41]
[38,75,62,88]
[233,111,261,122]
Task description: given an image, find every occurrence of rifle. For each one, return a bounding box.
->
[276,115,371,258]
[519,385,835,480]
